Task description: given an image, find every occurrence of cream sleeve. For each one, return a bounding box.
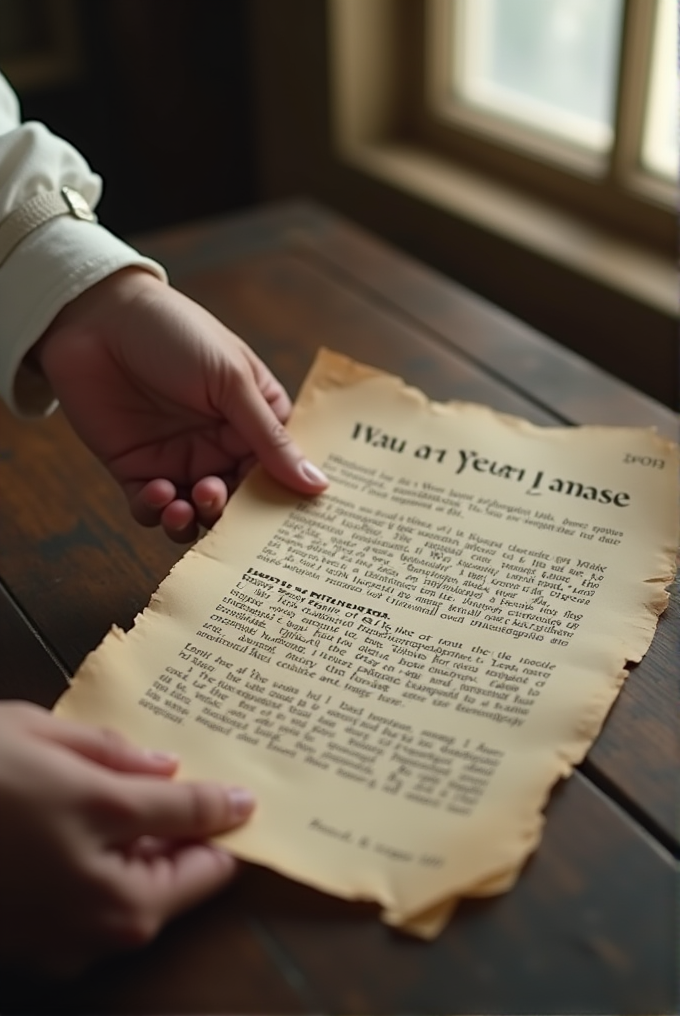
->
[0,72,167,416]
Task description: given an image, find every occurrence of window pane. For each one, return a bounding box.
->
[641,0,678,182]
[452,0,624,151]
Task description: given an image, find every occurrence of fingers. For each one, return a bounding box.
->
[37,713,179,776]
[112,780,255,842]
[129,478,229,542]
[146,843,239,925]
[159,499,199,543]
[113,843,239,946]
[129,478,176,527]
[130,479,197,542]
[228,368,328,495]
[129,479,196,540]
[102,780,253,952]
[191,476,228,528]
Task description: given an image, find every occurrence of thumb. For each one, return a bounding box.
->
[109,779,255,843]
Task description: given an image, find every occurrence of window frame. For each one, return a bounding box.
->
[247,0,678,406]
[413,0,676,255]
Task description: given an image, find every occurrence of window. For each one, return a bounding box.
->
[447,0,624,157]
[422,0,676,251]
[640,0,677,180]
[251,0,678,404]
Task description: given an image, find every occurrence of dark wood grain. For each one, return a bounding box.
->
[0,405,181,672]
[136,202,678,436]
[251,776,678,1016]
[0,878,309,1015]
[0,202,676,1014]
[288,208,678,436]
[179,256,558,424]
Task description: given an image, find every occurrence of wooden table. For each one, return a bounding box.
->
[1,202,677,1015]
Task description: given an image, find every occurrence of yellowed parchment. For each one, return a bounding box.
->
[56,349,678,934]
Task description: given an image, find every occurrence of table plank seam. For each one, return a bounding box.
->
[247,915,325,1014]
[291,243,575,427]
[577,762,679,866]
[292,206,678,423]
[578,758,680,858]
[0,575,72,686]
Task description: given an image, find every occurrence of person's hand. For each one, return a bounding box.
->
[0,701,254,976]
[36,268,328,542]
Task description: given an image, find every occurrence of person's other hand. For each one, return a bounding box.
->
[0,702,254,975]
[36,268,328,541]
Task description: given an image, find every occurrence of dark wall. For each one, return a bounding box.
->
[12,0,257,237]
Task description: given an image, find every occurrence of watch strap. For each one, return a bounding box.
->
[0,186,97,267]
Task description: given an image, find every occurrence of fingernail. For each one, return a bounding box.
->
[225,786,255,818]
[145,749,179,765]
[300,460,328,486]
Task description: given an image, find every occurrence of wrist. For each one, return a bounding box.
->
[33,266,162,374]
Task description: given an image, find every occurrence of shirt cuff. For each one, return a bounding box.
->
[0,214,167,416]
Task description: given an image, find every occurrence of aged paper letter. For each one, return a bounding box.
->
[56,350,678,932]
